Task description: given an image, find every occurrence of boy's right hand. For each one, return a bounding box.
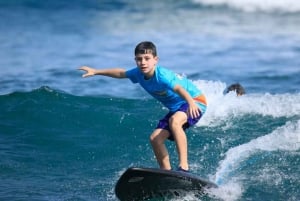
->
[78,66,95,78]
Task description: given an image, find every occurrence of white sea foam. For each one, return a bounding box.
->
[193,0,300,13]
[209,120,300,200]
[206,180,243,201]
[193,80,300,127]
[191,80,300,200]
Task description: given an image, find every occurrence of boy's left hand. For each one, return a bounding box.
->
[187,102,201,119]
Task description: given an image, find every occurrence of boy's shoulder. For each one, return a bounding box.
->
[156,66,186,80]
[155,66,181,86]
[156,66,174,76]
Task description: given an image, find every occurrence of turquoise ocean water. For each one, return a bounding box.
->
[1,0,300,200]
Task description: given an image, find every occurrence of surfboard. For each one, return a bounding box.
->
[115,167,217,201]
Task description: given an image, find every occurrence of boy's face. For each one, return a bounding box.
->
[135,53,158,78]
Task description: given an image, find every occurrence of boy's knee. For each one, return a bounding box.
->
[150,132,161,145]
[149,133,156,142]
[168,116,181,129]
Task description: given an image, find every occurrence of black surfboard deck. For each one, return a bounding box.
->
[115,167,217,201]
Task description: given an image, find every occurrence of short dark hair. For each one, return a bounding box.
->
[226,83,245,96]
[134,41,157,56]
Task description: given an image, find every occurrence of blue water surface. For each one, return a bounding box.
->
[0,0,300,200]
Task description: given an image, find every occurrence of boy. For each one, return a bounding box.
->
[79,41,207,172]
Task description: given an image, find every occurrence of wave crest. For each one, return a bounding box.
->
[193,0,300,13]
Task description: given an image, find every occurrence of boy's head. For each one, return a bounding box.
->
[135,41,157,56]
[226,83,245,96]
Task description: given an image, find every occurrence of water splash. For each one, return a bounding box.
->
[193,80,300,127]
[214,120,300,185]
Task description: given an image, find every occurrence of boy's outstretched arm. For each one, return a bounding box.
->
[79,66,127,78]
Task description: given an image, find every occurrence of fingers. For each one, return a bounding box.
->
[78,66,92,78]
[188,106,200,119]
[192,110,199,119]
[78,66,88,71]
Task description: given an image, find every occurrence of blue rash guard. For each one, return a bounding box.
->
[125,66,206,113]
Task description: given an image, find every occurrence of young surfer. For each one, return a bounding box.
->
[79,41,207,172]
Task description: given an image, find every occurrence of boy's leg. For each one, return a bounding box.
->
[169,111,189,170]
[150,129,171,170]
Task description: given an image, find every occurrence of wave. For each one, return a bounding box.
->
[192,0,300,13]
[1,86,299,200]
[215,120,300,183]
[193,80,300,127]
[1,85,300,128]
[0,86,160,135]
[208,120,300,200]
[2,0,300,14]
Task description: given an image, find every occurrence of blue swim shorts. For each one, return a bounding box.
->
[156,103,203,141]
